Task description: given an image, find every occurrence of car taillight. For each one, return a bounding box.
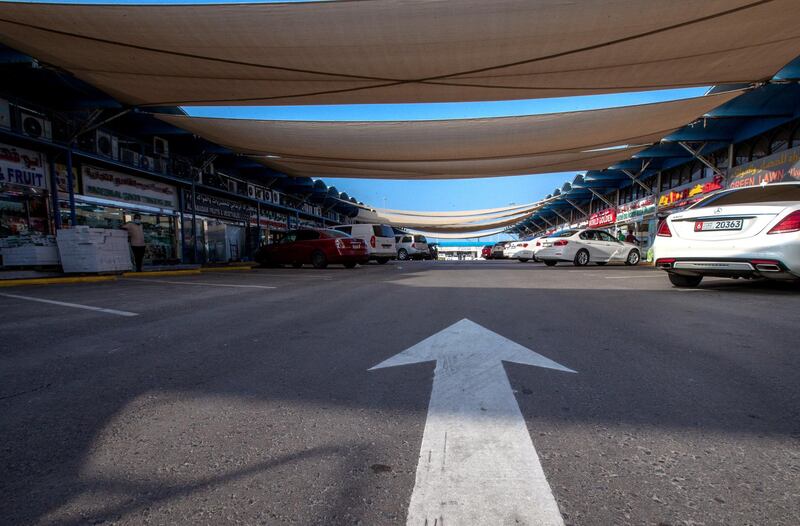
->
[522,243,528,248]
[370,235,376,248]
[656,258,676,268]
[412,243,417,249]
[768,210,800,234]
[335,239,345,249]
[657,220,672,237]
[535,241,541,246]
[553,240,568,246]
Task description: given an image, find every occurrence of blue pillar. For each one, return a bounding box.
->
[48,157,61,232]
[65,148,77,226]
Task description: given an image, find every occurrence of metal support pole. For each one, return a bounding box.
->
[727,143,735,175]
[191,169,199,264]
[552,209,570,224]
[564,198,588,217]
[65,148,77,226]
[179,189,186,263]
[677,141,726,179]
[48,157,61,232]
[587,188,615,208]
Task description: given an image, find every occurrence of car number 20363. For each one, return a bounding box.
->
[694,219,744,232]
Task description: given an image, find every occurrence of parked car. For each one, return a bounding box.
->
[481,245,493,259]
[255,228,369,269]
[490,242,509,259]
[537,229,641,266]
[503,241,535,262]
[654,182,800,287]
[333,223,395,264]
[395,233,430,260]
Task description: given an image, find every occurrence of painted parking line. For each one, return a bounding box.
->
[0,292,138,317]
[604,274,664,279]
[124,279,276,289]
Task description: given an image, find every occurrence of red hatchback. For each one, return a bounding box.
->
[256,229,369,269]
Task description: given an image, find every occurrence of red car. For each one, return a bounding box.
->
[481,245,493,259]
[256,228,369,269]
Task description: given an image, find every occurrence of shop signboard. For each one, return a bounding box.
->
[0,143,47,190]
[588,207,616,228]
[616,196,656,223]
[54,163,78,194]
[727,145,800,189]
[82,165,177,209]
[184,190,256,222]
[658,174,724,211]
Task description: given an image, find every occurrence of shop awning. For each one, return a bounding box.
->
[0,1,797,106]
[155,92,739,179]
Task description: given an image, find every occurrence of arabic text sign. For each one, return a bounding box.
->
[728,146,800,189]
[83,165,177,209]
[0,143,47,189]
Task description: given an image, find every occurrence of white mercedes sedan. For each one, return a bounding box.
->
[654,182,800,287]
[537,229,641,266]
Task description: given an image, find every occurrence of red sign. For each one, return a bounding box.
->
[588,208,616,228]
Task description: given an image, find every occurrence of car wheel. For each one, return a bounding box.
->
[668,273,703,288]
[311,250,328,269]
[376,257,390,265]
[574,249,590,266]
[596,262,607,266]
[397,249,409,261]
[518,258,529,263]
[291,262,303,268]
[625,250,641,266]
[343,261,358,269]
[544,260,557,267]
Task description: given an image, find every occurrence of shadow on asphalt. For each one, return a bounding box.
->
[1,262,799,523]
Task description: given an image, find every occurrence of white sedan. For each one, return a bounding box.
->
[653,182,800,287]
[537,229,641,266]
[503,240,536,262]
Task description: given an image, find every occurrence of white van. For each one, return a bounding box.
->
[333,223,396,264]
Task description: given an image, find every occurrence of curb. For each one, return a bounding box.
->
[0,275,118,287]
[200,266,253,273]
[121,269,202,278]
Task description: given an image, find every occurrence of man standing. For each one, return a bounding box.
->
[122,213,146,272]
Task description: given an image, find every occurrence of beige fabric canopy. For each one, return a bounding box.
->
[356,207,540,228]
[387,213,534,234]
[0,1,796,106]
[156,92,738,179]
[410,229,511,240]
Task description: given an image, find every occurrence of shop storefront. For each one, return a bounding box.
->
[727,145,800,188]
[588,207,616,229]
[615,196,657,257]
[657,174,725,213]
[0,142,51,237]
[63,164,181,265]
[183,190,256,263]
[251,206,288,246]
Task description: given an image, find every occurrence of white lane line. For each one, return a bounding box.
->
[124,279,276,289]
[0,293,138,317]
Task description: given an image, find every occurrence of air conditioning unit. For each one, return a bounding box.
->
[140,155,155,172]
[20,111,52,140]
[0,99,10,129]
[227,178,239,194]
[151,157,167,174]
[272,190,281,204]
[95,130,119,160]
[120,148,140,166]
[153,136,169,157]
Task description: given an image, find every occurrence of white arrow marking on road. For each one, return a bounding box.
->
[370,318,575,526]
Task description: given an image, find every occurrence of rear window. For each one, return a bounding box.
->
[549,230,578,238]
[413,235,427,243]
[373,225,395,237]
[334,226,352,235]
[694,184,800,208]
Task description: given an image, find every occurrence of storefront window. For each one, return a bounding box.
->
[1,188,50,236]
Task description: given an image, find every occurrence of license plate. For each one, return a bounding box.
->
[694,219,743,232]
[352,242,362,248]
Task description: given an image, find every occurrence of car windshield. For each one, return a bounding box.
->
[693,184,800,207]
[322,229,349,238]
[549,230,578,238]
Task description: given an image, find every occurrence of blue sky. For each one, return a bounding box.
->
[22,0,709,213]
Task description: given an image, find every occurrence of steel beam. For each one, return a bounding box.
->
[678,141,727,178]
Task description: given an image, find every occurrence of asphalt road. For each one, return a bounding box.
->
[1,260,799,526]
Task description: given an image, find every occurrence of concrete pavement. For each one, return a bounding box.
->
[1,260,798,525]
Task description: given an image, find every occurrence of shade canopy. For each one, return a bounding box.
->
[356,206,541,228]
[156,92,738,179]
[0,1,797,106]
